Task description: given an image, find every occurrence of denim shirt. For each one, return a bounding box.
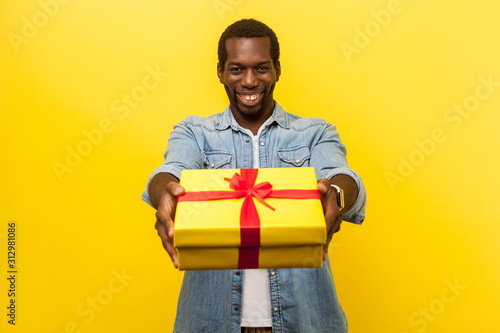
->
[142,102,366,333]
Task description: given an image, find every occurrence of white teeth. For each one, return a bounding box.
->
[241,94,259,101]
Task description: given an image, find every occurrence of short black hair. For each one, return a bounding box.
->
[218,18,280,69]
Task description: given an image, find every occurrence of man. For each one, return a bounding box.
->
[142,19,366,333]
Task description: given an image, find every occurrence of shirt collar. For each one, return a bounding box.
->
[215,101,289,131]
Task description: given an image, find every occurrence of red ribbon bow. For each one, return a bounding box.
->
[224,170,276,212]
[177,169,319,269]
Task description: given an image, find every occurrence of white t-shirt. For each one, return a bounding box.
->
[240,121,273,327]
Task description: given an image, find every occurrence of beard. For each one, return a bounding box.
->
[228,83,276,120]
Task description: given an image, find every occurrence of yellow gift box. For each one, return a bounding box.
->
[173,167,326,270]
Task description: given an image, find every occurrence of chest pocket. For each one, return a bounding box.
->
[202,150,233,169]
[277,145,311,167]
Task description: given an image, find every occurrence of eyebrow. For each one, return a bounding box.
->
[227,61,271,66]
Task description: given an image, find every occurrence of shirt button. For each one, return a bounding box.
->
[295,159,300,163]
[235,307,239,311]
[236,271,241,276]
[273,307,279,312]
[210,163,215,168]
[260,141,265,146]
[246,139,250,143]
[270,270,275,276]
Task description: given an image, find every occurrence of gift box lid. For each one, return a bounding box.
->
[173,167,326,248]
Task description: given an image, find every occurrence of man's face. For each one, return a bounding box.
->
[217,37,281,122]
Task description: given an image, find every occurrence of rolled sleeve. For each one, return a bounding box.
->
[141,119,203,208]
[140,164,183,207]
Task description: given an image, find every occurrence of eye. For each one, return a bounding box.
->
[229,67,242,73]
[257,66,269,72]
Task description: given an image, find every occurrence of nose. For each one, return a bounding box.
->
[241,70,258,88]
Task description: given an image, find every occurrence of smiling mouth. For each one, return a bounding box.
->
[237,92,263,106]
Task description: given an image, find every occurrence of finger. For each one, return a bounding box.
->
[317,179,330,194]
[155,218,178,268]
[166,215,175,243]
[156,204,174,238]
[323,234,332,261]
[324,204,339,235]
[323,214,342,261]
[154,184,183,268]
[334,219,342,234]
[318,180,337,222]
[158,185,183,224]
[167,182,185,197]
[319,179,338,261]
[323,220,336,260]
[162,234,178,268]
[155,208,177,261]
[323,219,336,260]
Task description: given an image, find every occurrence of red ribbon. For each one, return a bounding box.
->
[177,169,319,269]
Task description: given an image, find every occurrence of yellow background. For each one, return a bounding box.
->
[1,0,498,332]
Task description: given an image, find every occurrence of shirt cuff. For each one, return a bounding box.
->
[141,164,183,207]
[324,167,367,225]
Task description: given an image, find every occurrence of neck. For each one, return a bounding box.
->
[230,101,275,135]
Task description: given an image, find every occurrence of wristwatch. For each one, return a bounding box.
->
[330,184,345,210]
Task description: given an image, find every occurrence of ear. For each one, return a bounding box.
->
[275,61,281,82]
[217,63,224,84]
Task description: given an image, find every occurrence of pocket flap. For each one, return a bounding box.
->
[277,145,311,166]
[203,150,233,169]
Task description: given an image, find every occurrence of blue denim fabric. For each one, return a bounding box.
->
[142,102,366,332]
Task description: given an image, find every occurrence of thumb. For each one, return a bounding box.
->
[317,179,330,194]
[168,183,185,196]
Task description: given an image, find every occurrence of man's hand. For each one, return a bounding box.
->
[317,179,342,261]
[149,173,184,268]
